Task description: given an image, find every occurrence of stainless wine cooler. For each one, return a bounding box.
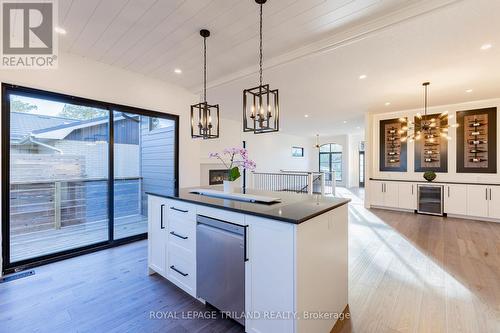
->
[417,184,444,216]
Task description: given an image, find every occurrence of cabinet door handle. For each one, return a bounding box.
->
[244,225,249,262]
[381,183,384,193]
[489,188,492,201]
[412,185,414,195]
[160,204,165,229]
[447,186,450,197]
[170,265,188,277]
[170,206,188,213]
[170,231,188,240]
[486,188,488,201]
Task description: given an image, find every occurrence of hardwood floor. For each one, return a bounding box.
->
[1,188,498,333]
[339,188,500,333]
[0,241,244,333]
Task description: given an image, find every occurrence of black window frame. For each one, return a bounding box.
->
[318,144,343,182]
[1,83,180,274]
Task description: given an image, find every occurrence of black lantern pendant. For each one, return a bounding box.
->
[243,0,279,134]
[191,29,220,139]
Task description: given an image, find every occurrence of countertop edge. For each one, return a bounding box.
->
[146,192,350,224]
[369,178,500,186]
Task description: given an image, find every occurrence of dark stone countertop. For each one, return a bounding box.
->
[146,186,350,224]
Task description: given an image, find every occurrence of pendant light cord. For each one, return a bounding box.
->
[424,84,427,116]
[259,3,263,87]
[203,35,207,103]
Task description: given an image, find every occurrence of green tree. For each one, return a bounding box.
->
[59,104,108,120]
[11,99,38,113]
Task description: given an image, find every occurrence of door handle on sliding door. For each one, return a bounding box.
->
[160,204,165,229]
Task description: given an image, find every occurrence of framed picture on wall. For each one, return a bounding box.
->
[291,146,304,157]
[414,114,448,172]
[379,118,407,172]
[456,107,497,173]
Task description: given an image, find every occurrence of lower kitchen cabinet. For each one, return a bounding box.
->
[444,184,467,215]
[148,195,168,277]
[370,180,399,208]
[467,185,490,218]
[370,181,385,206]
[245,215,295,333]
[397,183,417,210]
[370,180,500,222]
[489,186,500,219]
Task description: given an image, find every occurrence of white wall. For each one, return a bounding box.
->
[348,133,365,188]
[0,52,199,275]
[368,98,500,184]
[199,118,312,178]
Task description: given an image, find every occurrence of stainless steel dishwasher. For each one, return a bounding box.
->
[196,215,246,326]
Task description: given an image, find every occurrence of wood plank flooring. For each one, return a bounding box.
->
[338,187,500,333]
[1,187,499,333]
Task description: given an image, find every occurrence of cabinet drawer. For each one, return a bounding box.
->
[167,244,196,297]
[168,213,195,254]
[167,199,196,220]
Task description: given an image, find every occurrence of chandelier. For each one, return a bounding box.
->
[191,29,219,139]
[243,0,279,134]
[400,82,458,143]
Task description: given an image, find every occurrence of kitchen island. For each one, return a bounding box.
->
[147,187,350,333]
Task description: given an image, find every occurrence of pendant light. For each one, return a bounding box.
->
[314,134,320,149]
[191,29,219,139]
[243,0,279,134]
[400,82,458,143]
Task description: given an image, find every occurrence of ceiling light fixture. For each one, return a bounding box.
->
[400,82,458,143]
[359,74,367,80]
[314,134,320,149]
[191,29,219,139]
[174,68,182,74]
[343,120,347,124]
[54,27,67,35]
[304,114,309,118]
[480,43,492,50]
[385,102,391,106]
[465,89,473,93]
[243,0,279,134]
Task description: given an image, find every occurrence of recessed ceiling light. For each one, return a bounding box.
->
[465,89,473,93]
[385,102,391,106]
[304,114,309,118]
[480,43,492,50]
[174,68,182,74]
[343,120,347,124]
[54,27,67,35]
[359,74,367,80]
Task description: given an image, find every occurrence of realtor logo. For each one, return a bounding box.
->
[1,0,58,68]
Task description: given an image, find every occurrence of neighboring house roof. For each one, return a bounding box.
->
[11,112,140,142]
[31,114,137,140]
[11,112,78,144]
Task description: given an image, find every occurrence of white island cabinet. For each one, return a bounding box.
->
[147,189,350,333]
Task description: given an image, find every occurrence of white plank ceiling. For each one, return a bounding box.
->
[59,0,420,90]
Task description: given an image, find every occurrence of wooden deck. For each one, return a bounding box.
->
[10,215,147,263]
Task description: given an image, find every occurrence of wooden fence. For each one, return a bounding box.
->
[10,177,142,235]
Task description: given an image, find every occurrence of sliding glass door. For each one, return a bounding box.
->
[112,112,176,240]
[2,84,178,273]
